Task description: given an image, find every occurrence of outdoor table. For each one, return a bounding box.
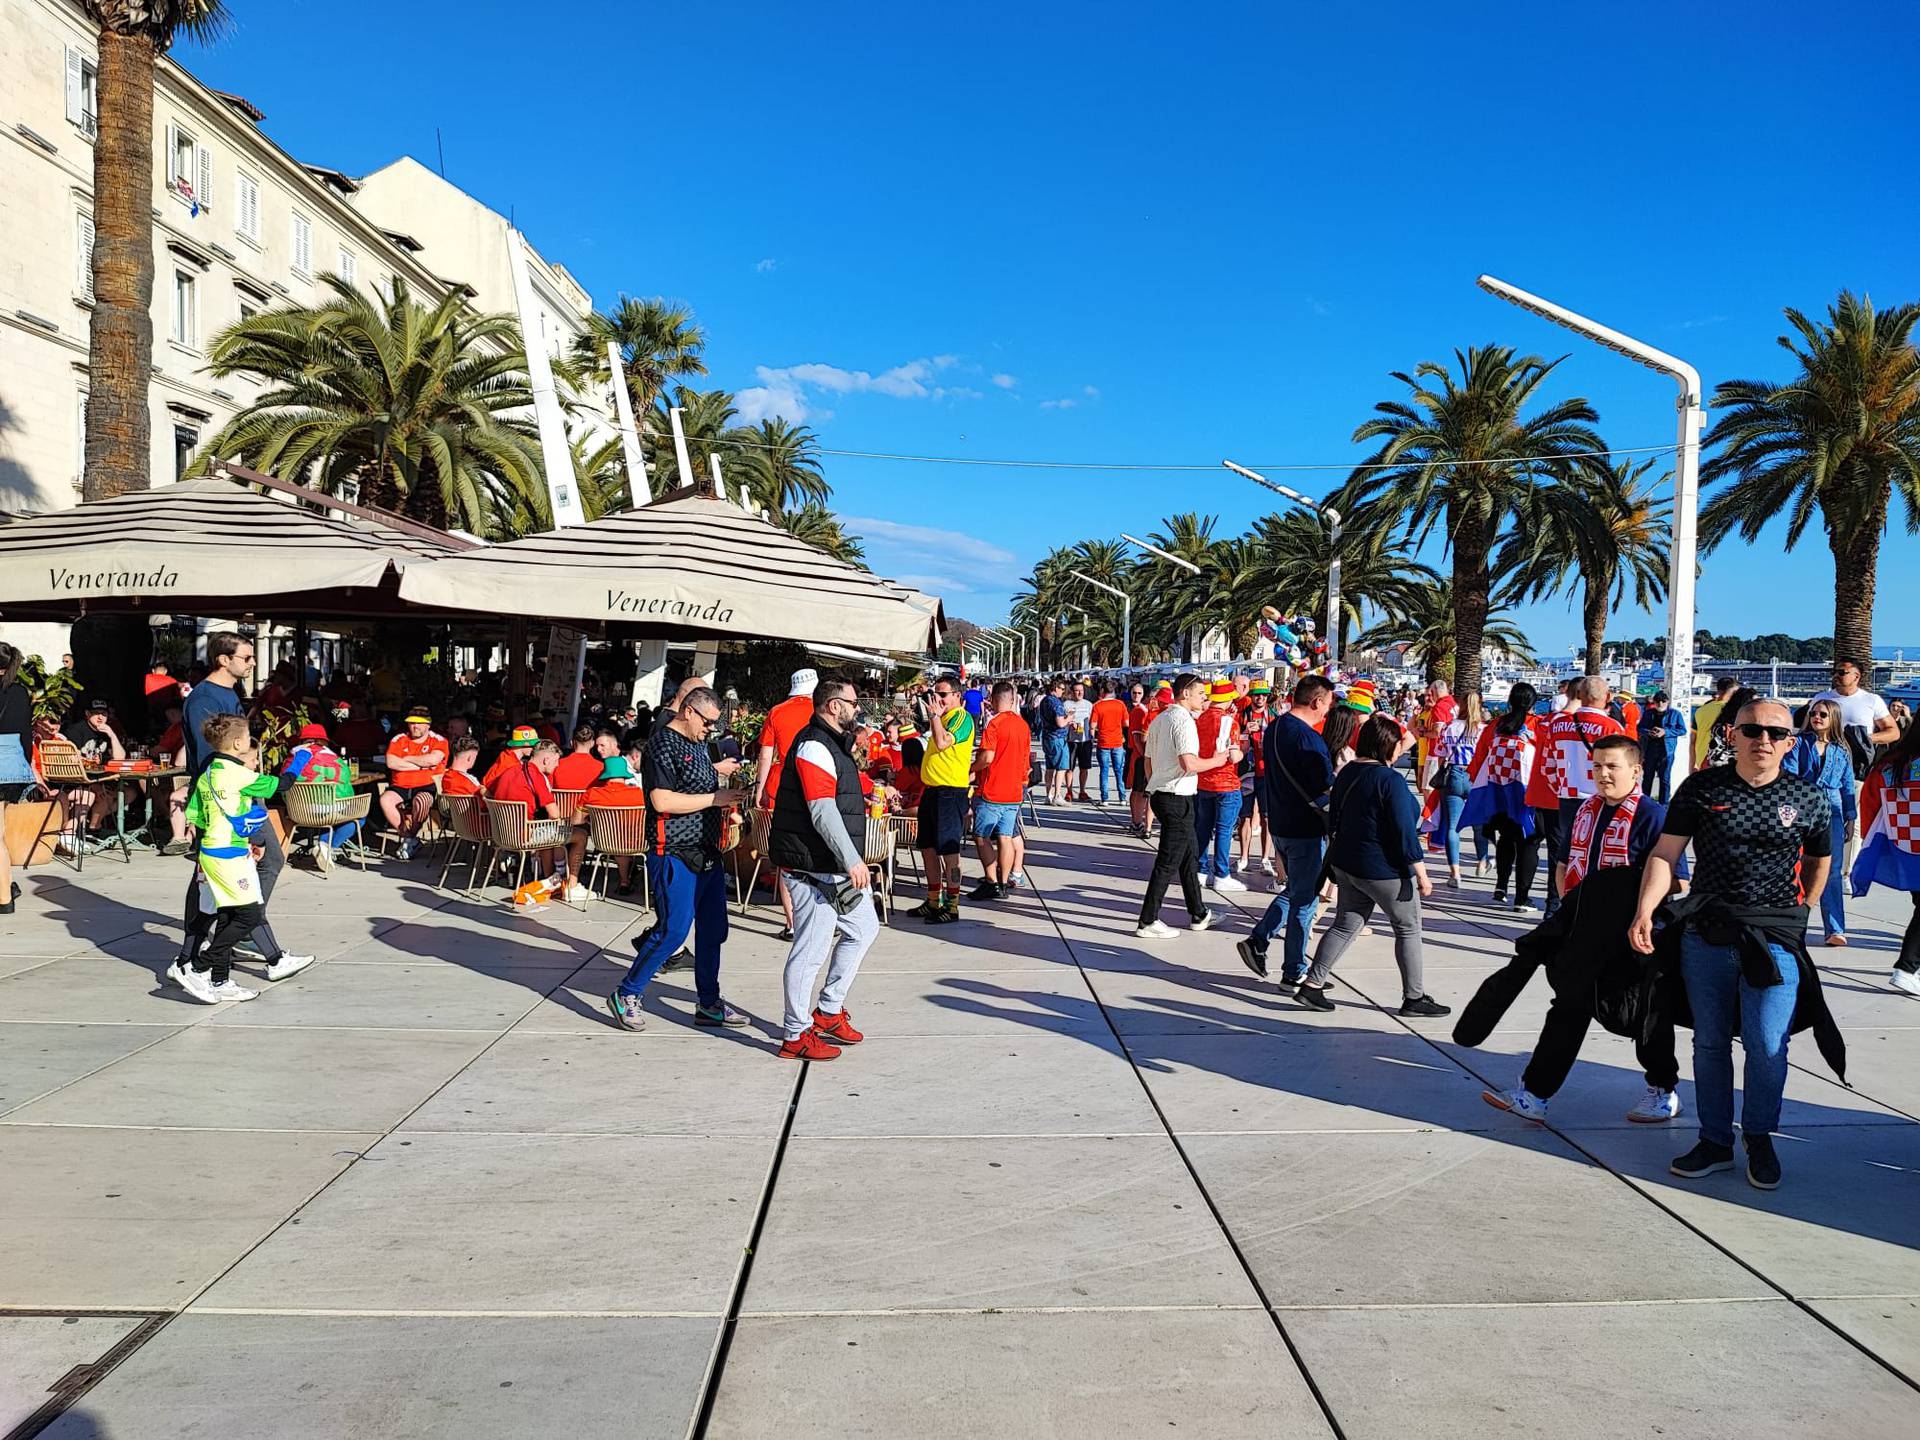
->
[83,766,183,864]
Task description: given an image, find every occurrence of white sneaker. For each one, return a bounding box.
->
[1232,856,1246,873]
[175,967,223,1004]
[211,978,259,1002]
[313,841,334,874]
[1134,920,1178,939]
[1260,857,1276,875]
[1627,1086,1681,1123]
[1891,969,1920,998]
[163,959,187,989]
[1007,871,1025,888]
[1215,874,1249,893]
[1191,909,1216,932]
[264,952,316,982]
[1484,1085,1549,1123]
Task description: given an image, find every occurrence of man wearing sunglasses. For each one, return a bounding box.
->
[1630,699,1837,1191]
[607,687,749,1033]
[913,676,976,922]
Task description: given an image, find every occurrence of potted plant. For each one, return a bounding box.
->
[252,703,311,847]
[4,656,80,867]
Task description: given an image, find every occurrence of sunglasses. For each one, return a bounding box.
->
[1736,723,1793,743]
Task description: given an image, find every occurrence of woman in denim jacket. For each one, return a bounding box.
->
[1786,698,1858,945]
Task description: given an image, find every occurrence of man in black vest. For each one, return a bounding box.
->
[769,678,877,1061]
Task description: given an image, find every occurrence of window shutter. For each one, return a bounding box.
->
[77,213,94,302]
[65,47,83,126]
[338,248,355,285]
[197,146,212,211]
[165,123,180,185]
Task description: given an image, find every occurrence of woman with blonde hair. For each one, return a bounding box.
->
[1785,697,1857,946]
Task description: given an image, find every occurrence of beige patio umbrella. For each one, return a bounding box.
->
[396,493,943,653]
[0,477,463,619]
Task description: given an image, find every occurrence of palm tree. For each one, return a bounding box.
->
[1498,458,1671,674]
[1248,504,1440,655]
[81,1,230,499]
[184,276,546,536]
[774,502,866,566]
[1142,513,1220,660]
[647,386,739,493]
[1354,578,1535,683]
[572,296,707,420]
[1700,292,1920,670]
[720,417,829,514]
[1337,346,1605,698]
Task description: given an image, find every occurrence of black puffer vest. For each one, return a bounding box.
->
[769,718,865,872]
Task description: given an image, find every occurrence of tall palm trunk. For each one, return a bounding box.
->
[1581,564,1612,675]
[83,27,159,500]
[1450,511,1492,698]
[1829,479,1887,672]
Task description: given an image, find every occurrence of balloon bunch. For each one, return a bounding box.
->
[1260,607,1332,672]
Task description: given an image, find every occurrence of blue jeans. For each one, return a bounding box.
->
[1819,810,1847,939]
[1679,929,1799,1148]
[618,854,728,1010]
[1097,746,1128,803]
[1193,788,1242,880]
[1439,794,1466,870]
[316,819,360,847]
[1250,833,1326,982]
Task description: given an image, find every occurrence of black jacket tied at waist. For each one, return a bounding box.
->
[1652,890,1848,1086]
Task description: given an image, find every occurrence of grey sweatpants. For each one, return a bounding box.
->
[1305,866,1426,1001]
[781,871,880,1040]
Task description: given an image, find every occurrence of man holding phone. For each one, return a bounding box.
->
[769,679,879,1061]
[607,687,747,1033]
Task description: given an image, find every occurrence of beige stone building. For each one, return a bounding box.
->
[0,0,606,533]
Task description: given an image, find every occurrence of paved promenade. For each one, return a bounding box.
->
[3,805,1917,1437]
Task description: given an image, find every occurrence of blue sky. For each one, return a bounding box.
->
[182,1,1920,653]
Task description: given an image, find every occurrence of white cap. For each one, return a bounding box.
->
[790,667,819,696]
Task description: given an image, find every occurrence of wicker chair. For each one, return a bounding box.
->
[34,738,96,870]
[862,813,895,924]
[436,794,494,892]
[582,804,650,903]
[283,781,372,874]
[550,788,585,824]
[483,797,570,893]
[736,805,778,914]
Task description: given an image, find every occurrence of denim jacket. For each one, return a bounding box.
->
[1783,735,1857,825]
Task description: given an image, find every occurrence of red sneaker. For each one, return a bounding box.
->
[813,1007,864,1045]
[778,1027,842,1061]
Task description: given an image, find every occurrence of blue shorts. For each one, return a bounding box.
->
[974,799,1022,839]
[1044,734,1073,772]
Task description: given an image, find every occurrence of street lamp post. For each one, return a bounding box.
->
[1069,570,1132,670]
[1118,531,1203,664]
[985,625,1023,673]
[1219,465,1344,667]
[1476,274,1704,785]
[1063,602,1091,671]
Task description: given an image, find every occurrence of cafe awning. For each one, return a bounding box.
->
[396,493,943,653]
[0,476,467,621]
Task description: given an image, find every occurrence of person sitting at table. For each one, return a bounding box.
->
[150,700,194,855]
[281,721,361,873]
[382,707,448,860]
[333,701,387,761]
[487,734,568,882]
[441,735,484,797]
[551,723,604,882]
[58,699,126,847]
[585,753,647,895]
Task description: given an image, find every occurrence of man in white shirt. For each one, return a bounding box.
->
[1063,679,1095,802]
[1136,674,1239,938]
[1813,659,1898,776]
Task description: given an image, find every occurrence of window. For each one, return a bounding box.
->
[171,269,197,347]
[173,425,199,483]
[337,246,356,286]
[290,210,313,276]
[75,210,94,302]
[238,294,258,322]
[64,48,98,137]
[235,171,260,243]
[165,122,211,212]
[76,391,88,491]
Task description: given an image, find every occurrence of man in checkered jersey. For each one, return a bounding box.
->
[1631,698,1834,1192]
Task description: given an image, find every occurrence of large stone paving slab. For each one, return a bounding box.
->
[743,1134,1253,1313]
[0,956,220,1024]
[1184,1129,1772,1306]
[0,1315,148,1434]
[401,1030,796,1136]
[197,1132,765,1314]
[1085,965,1409,1037]
[0,1125,377,1308]
[41,1314,715,1440]
[1573,1122,1920,1298]
[2,1026,494,1133]
[709,1308,1333,1438]
[0,1021,181,1115]
[1804,1297,1920,1379]
[790,1034,1161,1138]
[1283,1299,1920,1439]
[202,961,567,1031]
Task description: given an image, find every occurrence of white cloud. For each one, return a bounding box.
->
[1040,384,1099,410]
[1040,397,1076,410]
[1082,384,1099,398]
[840,515,1018,570]
[991,373,1018,389]
[736,354,981,416]
[755,257,779,273]
[893,572,974,594]
[735,379,812,424]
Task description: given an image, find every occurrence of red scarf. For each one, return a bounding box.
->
[1562,792,1640,891]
